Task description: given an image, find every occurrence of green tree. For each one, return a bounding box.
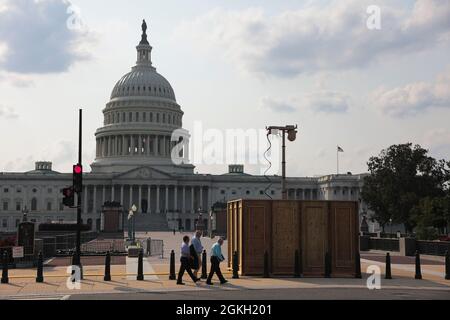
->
[361,143,449,233]
[412,195,450,239]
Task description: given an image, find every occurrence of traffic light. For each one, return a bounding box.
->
[62,187,75,207]
[73,164,83,193]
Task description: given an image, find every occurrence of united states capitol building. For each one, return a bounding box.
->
[0,22,376,233]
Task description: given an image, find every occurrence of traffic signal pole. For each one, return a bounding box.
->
[74,109,82,268]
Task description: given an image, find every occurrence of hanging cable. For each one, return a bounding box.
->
[263,132,273,199]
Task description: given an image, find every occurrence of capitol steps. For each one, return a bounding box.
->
[131,212,170,232]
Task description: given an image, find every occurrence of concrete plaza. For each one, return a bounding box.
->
[0,232,449,300]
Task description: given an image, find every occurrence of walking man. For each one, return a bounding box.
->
[206,237,228,285]
[177,236,199,285]
[191,230,203,278]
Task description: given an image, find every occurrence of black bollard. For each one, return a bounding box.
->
[104,251,111,282]
[1,251,9,284]
[201,250,207,279]
[263,251,270,278]
[294,249,301,278]
[137,249,144,281]
[232,251,239,279]
[385,252,392,279]
[36,251,44,283]
[355,251,362,279]
[415,250,422,280]
[445,250,450,280]
[169,250,176,280]
[324,251,331,278]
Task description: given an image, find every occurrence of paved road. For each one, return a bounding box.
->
[67,287,450,300]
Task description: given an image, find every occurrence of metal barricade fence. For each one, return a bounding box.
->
[145,238,164,258]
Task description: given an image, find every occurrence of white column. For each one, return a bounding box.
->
[102,185,105,206]
[122,135,126,155]
[147,185,151,214]
[138,185,142,212]
[146,135,150,156]
[93,185,97,214]
[111,185,115,202]
[84,185,88,214]
[199,187,203,210]
[191,186,195,213]
[182,186,186,214]
[155,136,159,156]
[130,135,135,155]
[138,135,142,155]
[162,136,166,157]
[165,185,169,212]
[174,186,178,211]
[120,185,124,206]
[129,185,133,208]
[156,186,160,213]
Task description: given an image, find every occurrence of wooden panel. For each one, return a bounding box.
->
[272,201,300,274]
[301,201,328,276]
[242,200,271,275]
[227,202,234,269]
[330,202,358,276]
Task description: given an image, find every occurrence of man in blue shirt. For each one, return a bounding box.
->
[177,235,200,285]
[191,230,203,278]
[206,237,228,285]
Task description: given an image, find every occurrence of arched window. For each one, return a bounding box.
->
[31,198,38,211]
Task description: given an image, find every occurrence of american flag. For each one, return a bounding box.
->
[337,146,344,152]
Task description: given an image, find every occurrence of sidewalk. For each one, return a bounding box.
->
[1,258,449,299]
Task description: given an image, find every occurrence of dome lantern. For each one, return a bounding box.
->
[136,19,153,68]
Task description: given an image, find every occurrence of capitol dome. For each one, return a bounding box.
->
[91,20,193,175]
[110,67,176,101]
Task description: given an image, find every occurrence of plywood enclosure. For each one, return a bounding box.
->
[227,200,359,278]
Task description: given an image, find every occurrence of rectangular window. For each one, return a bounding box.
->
[136,112,139,122]
[3,202,8,211]
[143,112,147,122]
[47,202,52,211]
[16,202,21,211]
[150,113,153,122]
[3,188,8,193]
[2,219,7,228]
[15,219,20,227]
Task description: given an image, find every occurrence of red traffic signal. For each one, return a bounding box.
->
[73,164,83,193]
[73,165,82,174]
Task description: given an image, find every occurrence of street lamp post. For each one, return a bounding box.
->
[128,204,138,244]
[266,125,298,200]
[22,206,29,222]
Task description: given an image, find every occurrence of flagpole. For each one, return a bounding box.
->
[337,147,339,175]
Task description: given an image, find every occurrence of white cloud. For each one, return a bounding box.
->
[0,105,18,119]
[304,91,350,114]
[0,0,93,74]
[373,71,450,117]
[260,90,350,114]
[260,96,296,113]
[176,0,450,78]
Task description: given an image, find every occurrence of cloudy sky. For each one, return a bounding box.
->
[0,0,449,177]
